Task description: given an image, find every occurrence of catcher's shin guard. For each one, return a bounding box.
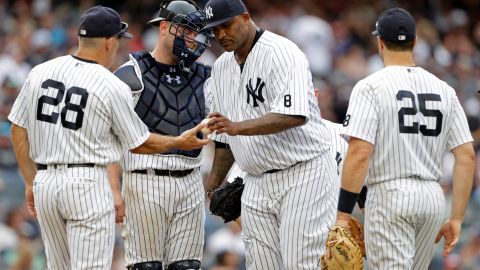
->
[128,261,162,270]
[167,260,201,270]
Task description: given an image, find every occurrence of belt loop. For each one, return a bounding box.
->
[146,168,155,175]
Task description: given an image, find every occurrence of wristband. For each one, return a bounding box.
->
[338,188,360,214]
[357,186,368,209]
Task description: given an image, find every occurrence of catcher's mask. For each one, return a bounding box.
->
[149,0,213,72]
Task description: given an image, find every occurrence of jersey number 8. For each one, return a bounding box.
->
[36,79,89,131]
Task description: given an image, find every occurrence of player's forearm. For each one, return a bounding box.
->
[10,125,36,187]
[107,163,122,193]
[206,146,235,191]
[341,138,373,193]
[236,113,305,135]
[450,143,475,221]
[131,133,179,154]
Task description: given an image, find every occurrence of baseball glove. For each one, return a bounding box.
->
[320,217,365,270]
[209,177,244,223]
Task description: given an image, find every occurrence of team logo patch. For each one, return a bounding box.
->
[161,73,185,87]
[246,77,265,107]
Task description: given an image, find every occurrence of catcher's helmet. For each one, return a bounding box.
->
[149,0,213,72]
[148,0,198,27]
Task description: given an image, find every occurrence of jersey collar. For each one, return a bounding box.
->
[71,55,98,64]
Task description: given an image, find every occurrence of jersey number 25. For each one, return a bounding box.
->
[396,90,443,137]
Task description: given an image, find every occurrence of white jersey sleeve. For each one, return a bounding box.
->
[109,81,150,150]
[204,75,229,145]
[8,74,33,128]
[447,93,472,150]
[343,79,379,144]
[269,50,311,119]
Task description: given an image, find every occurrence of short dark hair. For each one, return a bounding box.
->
[382,39,414,51]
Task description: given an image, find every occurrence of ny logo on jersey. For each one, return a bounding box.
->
[205,6,213,19]
[246,77,265,107]
[165,75,182,85]
[335,151,342,175]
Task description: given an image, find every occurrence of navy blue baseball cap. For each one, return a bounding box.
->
[203,0,248,29]
[372,8,415,43]
[78,6,133,39]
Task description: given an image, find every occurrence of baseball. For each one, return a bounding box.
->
[201,118,212,135]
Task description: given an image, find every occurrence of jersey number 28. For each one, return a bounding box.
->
[36,79,89,131]
[396,90,442,136]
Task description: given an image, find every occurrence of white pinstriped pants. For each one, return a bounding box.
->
[241,153,338,270]
[121,169,204,267]
[365,179,445,270]
[33,167,115,270]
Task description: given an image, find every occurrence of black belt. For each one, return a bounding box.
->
[36,163,95,170]
[265,162,301,174]
[131,169,194,178]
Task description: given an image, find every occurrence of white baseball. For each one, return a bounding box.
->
[201,118,212,135]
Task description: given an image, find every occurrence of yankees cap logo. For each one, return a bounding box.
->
[205,6,213,19]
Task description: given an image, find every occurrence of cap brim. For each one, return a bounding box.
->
[148,17,165,27]
[203,17,234,30]
[120,31,133,39]
[120,22,133,39]
[372,29,379,36]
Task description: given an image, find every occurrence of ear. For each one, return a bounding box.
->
[159,20,170,36]
[241,12,250,23]
[104,37,113,51]
[377,37,383,50]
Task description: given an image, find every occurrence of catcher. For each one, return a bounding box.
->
[321,186,367,270]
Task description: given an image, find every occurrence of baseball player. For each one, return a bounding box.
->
[202,0,338,269]
[113,1,213,269]
[333,8,475,269]
[8,6,208,270]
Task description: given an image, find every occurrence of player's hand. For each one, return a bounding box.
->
[112,190,125,223]
[435,218,462,257]
[177,123,210,150]
[335,212,352,227]
[25,186,36,218]
[234,217,242,229]
[207,112,240,136]
[326,212,351,259]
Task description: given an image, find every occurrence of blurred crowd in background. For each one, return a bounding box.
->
[0,0,480,269]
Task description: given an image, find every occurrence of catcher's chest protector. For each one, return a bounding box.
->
[132,51,210,157]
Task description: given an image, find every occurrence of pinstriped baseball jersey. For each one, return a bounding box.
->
[116,56,203,171]
[227,120,348,182]
[8,55,150,164]
[324,120,348,177]
[8,54,151,270]
[205,28,337,269]
[343,66,472,185]
[205,30,331,175]
[343,65,472,269]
